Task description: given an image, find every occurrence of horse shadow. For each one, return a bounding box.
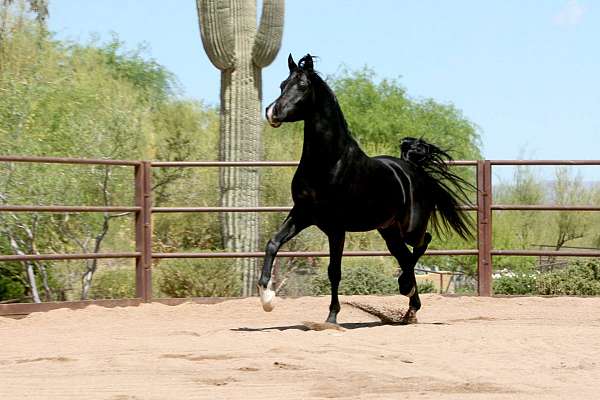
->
[231,320,447,332]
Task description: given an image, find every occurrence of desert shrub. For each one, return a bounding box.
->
[157,259,241,298]
[0,274,26,301]
[89,268,136,299]
[536,261,600,295]
[0,263,26,301]
[311,258,398,295]
[493,273,537,295]
[417,280,435,294]
[310,256,444,296]
[455,284,476,295]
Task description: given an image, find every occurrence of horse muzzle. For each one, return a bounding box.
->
[265,103,282,128]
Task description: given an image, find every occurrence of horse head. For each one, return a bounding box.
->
[265,53,316,128]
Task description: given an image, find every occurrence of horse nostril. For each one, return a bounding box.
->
[266,103,279,122]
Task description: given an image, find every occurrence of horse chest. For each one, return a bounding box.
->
[291,181,329,207]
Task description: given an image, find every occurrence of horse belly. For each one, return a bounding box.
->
[315,198,398,232]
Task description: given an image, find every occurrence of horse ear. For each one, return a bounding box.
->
[299,54,314,71]
[288,54,297,71]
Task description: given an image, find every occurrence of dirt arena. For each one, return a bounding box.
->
[1,295,599,400]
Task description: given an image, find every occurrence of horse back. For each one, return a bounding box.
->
[289,152,434,234]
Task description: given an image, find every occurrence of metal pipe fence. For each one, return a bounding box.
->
[1,156,599,315]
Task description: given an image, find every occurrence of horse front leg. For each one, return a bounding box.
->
[258,209,308,311]
[325,231,345,324]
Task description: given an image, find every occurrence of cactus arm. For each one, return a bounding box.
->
[196,0,236,70]
[252,0,284,68]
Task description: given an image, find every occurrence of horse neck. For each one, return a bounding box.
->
[301,85,356,166]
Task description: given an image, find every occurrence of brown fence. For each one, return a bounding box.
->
[1,156,599,316]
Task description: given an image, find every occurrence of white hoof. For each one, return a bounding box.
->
[259,280,276,312]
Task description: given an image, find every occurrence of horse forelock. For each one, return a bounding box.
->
[298,54,318,69]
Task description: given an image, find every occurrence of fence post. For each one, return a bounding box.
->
[477,160,493,296]
[135,162,153,302]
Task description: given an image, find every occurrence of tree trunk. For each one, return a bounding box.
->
[25,261,41,303]
[37,263,52,301]
[81,259,96,300]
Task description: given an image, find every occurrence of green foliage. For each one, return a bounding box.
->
[493,273,537,295]
[492,160,600,277]
[88,268,135,299]
[417,279,436,294]
[0,264,25,300]
[156,259,241,298]
[311,263,398,296]
[310,259,438,296]
[0,9,218,301]
[94,37,176,105]
[493,165,544,260]
[492,261,600,296]
[536,261,600,296]
[329,68,481,160]
[1,1,48,24]
[455,284,476,295]
[552,167,592,250]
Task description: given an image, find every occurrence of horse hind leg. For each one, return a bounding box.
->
[378,227,432,324]
[402,232,432,324]
[412,232,432,258]
[401,231,432,294]
[379,227,418,297]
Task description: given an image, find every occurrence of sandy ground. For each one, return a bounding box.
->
[1,295,600,400]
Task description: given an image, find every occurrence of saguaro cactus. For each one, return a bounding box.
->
[196,0,284,296]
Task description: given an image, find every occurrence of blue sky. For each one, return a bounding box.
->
[47,0,599,176]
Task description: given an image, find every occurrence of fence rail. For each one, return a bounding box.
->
[1,156,599,315]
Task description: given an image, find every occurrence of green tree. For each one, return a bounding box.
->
[329,68,481,160]
[1,0,47,24]
[552,167,592,251]
[492,165,544,273]
[0,10,218,301]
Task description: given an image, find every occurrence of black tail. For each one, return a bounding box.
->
[400,137,475,241]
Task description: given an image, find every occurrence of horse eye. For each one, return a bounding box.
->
[298,81,308,89]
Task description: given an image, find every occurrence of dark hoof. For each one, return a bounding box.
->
[326,312,338,325]
[401,309,418,325]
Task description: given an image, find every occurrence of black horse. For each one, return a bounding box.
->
[258,54,473,324]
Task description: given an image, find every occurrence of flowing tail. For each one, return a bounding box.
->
[400,137,475,241]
